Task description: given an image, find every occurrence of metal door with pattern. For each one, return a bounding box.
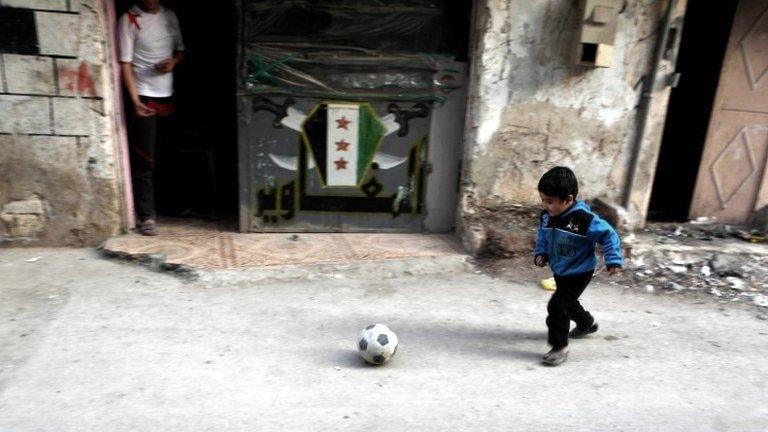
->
[690,0,768,223]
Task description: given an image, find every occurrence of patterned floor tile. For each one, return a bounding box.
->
[104,218,464,270]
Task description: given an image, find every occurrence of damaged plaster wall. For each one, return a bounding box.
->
[460,0,682,254]
[0,0,124,246]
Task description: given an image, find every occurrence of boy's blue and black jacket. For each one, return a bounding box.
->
[535,201,623,276]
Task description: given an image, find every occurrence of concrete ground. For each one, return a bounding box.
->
[1,248,767,431]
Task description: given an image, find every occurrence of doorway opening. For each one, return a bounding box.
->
[115,0,239,226]
[236,0,473,233]
[647,0,738,222]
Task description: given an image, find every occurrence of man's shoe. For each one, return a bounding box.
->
[569,322,598,339]
[542,347,568,366]
[137,218,158,236]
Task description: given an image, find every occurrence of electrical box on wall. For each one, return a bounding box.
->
[576,0,621,67]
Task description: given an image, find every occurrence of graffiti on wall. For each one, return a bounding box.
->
[253,97,428,224]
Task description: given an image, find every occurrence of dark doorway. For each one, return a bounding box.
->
[647,0,738,221]
[116,0,238,222]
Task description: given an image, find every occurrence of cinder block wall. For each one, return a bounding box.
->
[0,0,124,246]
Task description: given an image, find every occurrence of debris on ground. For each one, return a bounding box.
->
[618,223,768,308]
[478,222,768,310]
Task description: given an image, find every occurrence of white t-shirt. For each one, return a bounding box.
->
[119,5,184,98]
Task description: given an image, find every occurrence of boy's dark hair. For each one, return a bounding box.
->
[538,166,578,200]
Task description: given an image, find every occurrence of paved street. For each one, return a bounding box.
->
[1,248,767,431]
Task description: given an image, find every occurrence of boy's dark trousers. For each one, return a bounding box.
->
[547,270,595,349]
[129,96,175,221]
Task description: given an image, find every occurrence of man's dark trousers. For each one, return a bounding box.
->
[129,96,174,221]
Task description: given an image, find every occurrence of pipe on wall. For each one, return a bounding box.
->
[622,0,677,210]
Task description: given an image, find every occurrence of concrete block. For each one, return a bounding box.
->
[52,97,92,135]
[77,4,103,63]
[3,196,45,214]
[35,11,79,57]
[2,0,68,11]
[0,135,80,195]
[0,95,51,134]
[4,54,55,95]
[463,224,488,256]
[0,213,46,237]
[56,59,102,97]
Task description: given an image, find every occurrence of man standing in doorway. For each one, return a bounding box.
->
[119,0,184,236]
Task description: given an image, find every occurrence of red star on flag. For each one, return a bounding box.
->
[335,139,350,151]
[334,158,348,170]
[335,116,351,130]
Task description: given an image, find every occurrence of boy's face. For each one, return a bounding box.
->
[539,192,574,217]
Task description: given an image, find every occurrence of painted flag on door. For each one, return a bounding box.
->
[326,103,360,186]
[326,103,385,186]
[302,102,386,187]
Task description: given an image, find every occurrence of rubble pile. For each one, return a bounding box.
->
[621,223,768,308]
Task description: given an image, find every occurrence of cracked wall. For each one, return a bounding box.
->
[0,0,124,246]
[460,0,680,254]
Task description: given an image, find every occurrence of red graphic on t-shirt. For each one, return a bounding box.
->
[128,12,141,30]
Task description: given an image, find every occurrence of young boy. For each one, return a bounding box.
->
[534,166,623,366]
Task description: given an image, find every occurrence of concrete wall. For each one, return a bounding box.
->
[459,0,684,254]
[0,0,125,246]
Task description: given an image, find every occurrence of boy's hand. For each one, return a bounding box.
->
[534,255,548,267]
[607,266,621,276]
[155,58,177,73]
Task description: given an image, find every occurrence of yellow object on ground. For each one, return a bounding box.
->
[541,277,557,291]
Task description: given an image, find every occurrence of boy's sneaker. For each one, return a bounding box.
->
[542,347,568,366]
[569,322,598,339]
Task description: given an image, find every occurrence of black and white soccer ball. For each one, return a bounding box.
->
[357,323,398,365]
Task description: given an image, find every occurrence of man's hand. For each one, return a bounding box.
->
[134,100,156,117]
[534,255,548,267]
[607,266,621,276]
[155,58,177,74]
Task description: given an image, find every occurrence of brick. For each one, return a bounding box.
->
[52,97,94,135]
[56,58,102,97]
[4,54,55,95]
[0,95,51,134]
[35,11,79,57]
[3,0,68,11]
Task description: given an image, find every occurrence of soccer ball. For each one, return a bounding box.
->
[357,323,399,365]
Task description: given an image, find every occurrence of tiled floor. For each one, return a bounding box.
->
[103,218,464,270]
